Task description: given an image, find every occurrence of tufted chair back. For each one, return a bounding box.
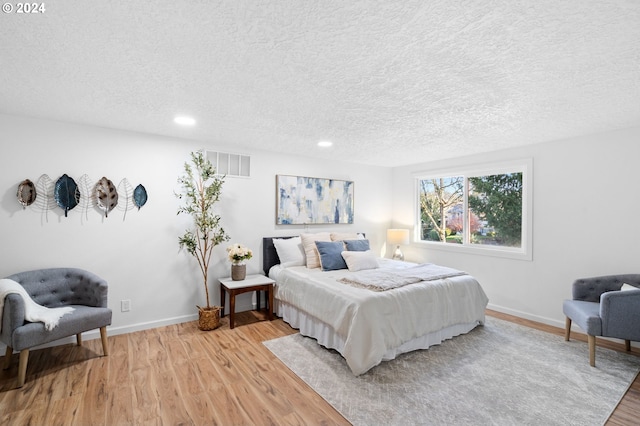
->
[6,267,107,308]
[571,274,640,303]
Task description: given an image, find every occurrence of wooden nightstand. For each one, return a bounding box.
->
[219,274,275,329]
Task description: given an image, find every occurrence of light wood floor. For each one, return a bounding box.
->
[0,310,638,425]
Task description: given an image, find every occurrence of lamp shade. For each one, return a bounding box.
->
[387,229,410,245]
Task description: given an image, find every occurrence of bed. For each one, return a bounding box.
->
[263,235,489,376]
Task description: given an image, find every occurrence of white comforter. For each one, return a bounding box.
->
[271,259,489,375]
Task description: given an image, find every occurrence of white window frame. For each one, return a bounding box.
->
[413,158,533,261]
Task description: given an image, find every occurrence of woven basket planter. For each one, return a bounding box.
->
[197,305,221,331]
[231,264,247,281]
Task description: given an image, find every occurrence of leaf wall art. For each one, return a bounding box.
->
[34,174,55,221]
[17,179,36,208]
[54,174,80,217]
[77,174,95,221]
[133,184,148,210]
[15,173,148,221]
[95,176,118,218]
[117,178,134,220]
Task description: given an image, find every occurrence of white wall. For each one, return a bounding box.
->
[391,126,640,328]
[0,113,392,340]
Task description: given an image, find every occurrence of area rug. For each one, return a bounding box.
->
[263,317,640,425]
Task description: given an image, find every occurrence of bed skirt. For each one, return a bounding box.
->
[276,300,484,365]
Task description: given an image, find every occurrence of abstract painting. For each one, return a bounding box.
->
[276,175,354,225]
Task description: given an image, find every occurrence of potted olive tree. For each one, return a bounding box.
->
[177,151,230,330]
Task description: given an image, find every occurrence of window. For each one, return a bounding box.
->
[419,176,464,243]
[416,159,532,260]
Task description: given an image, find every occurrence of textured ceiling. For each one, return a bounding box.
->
[1,1,639,167]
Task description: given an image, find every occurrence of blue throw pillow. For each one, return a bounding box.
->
[344,239,370,251]
[315,241,348,271]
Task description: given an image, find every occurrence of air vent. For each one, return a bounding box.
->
[206,150,251,178]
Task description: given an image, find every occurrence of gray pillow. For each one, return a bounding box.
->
[315,241,348,271]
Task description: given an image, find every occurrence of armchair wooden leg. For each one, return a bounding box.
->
[100,326,109,356]
[625,340,631,352]
[76,333,82,346]
[564,317,572,341]
[3,346,13,370]
[17,349,29,388]
[588,335,596,367]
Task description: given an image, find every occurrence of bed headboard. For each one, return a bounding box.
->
[262,236,296,275]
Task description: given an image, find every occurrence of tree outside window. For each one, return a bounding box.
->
[418,171,524,249]
[469,172,522,248]
[419,177,463,243]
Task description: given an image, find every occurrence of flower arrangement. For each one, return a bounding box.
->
[227,243,253,265]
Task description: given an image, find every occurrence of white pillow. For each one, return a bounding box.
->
[300,232,332,269]
[273,237,305,267]
[341,250,379,272]
[620,283,639,291]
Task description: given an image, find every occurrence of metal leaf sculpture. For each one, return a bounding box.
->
[95,176,118,218]
[17,179,36,209]
[133,184,148,210]
[77,174,95,222]
[116,178,134,220]
[35,174,55,221]
[55,174,80,217]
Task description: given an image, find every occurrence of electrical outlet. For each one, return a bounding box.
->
[121,299,131,312]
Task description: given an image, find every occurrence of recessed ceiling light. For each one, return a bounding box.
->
[317,141,333,147]
[174,116,196,126]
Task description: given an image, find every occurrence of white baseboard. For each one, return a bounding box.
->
[487,303,564,328]
[487,303,639,349]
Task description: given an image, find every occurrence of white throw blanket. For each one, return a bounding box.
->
[338,263,467,291]
[0,278,74,332]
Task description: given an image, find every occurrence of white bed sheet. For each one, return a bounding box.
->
[269,259,489,375]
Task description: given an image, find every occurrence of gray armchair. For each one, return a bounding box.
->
[1,268,112,387]
[563,274,640,367]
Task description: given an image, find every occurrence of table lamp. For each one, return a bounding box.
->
[387,229,410,261]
